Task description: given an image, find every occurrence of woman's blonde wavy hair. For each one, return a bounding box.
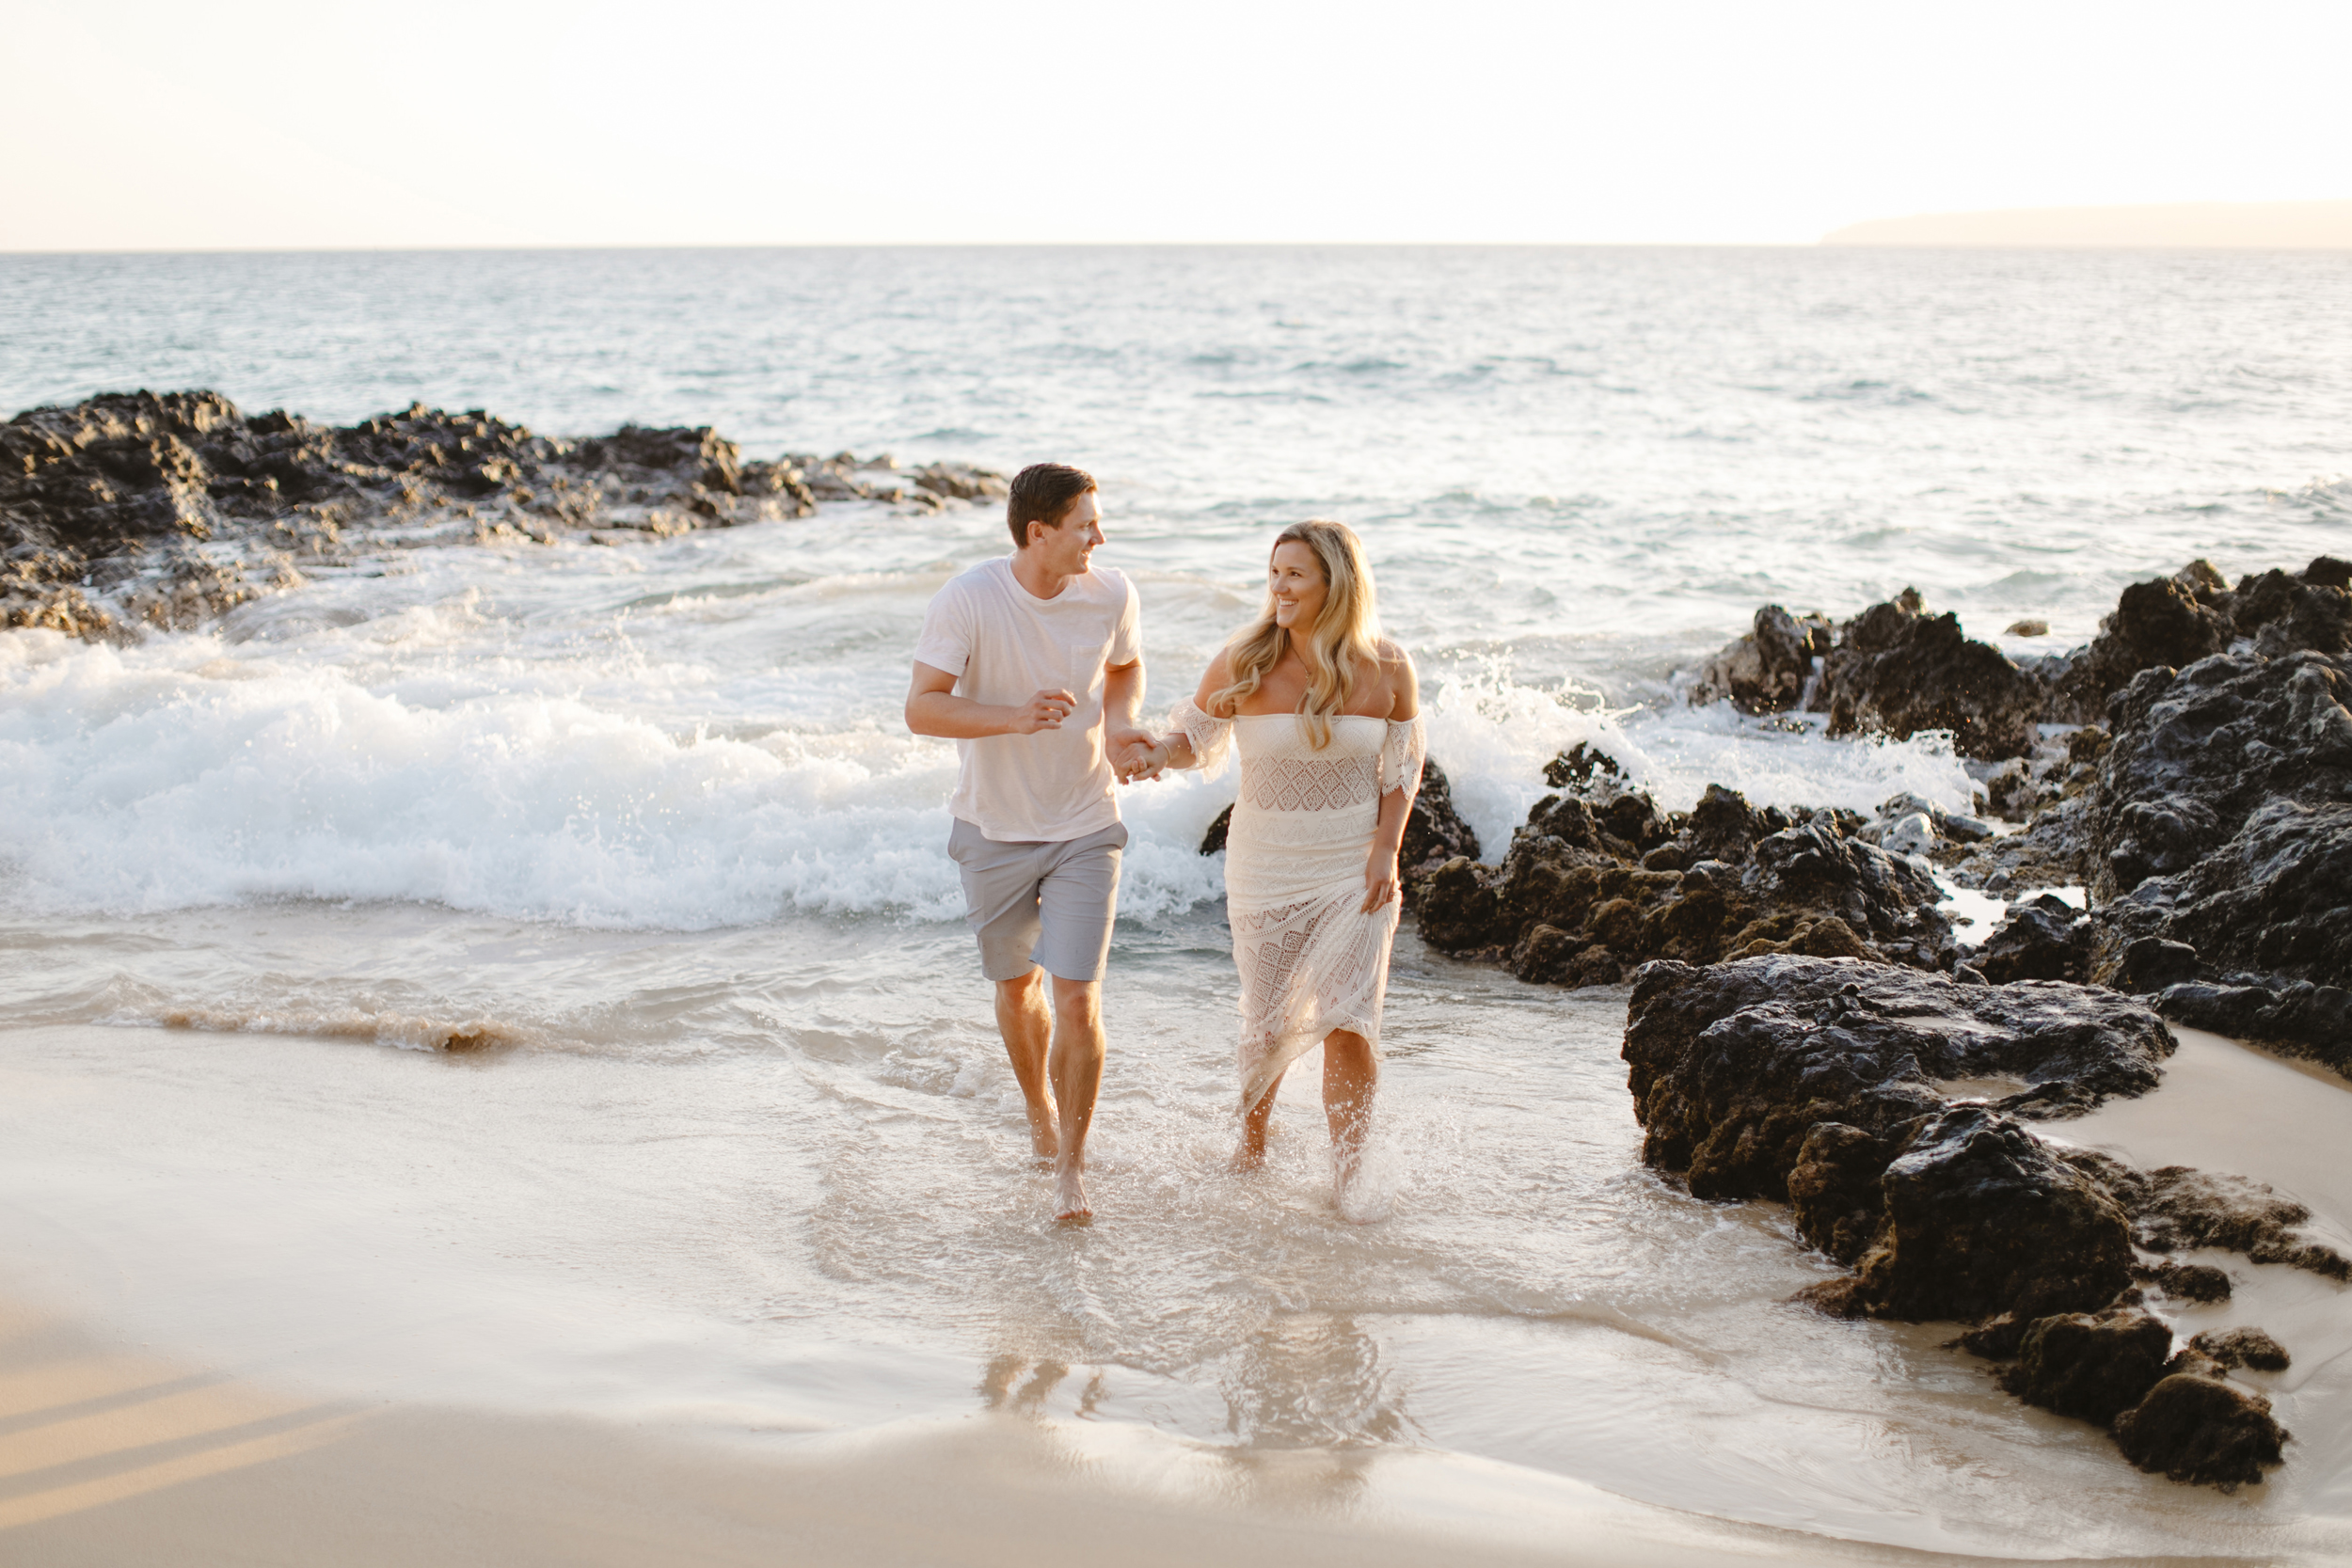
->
[1209,520,1381,749]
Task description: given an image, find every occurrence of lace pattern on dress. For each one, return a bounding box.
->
[1168,697,1233,778]
[1219,712,1407,1116]
[1380,714,1427,802]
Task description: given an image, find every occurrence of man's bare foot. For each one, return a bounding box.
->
[1053,1156,1091,1222]
[1025,1098,1060,1161]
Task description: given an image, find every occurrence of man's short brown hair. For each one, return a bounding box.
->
[1007,463,1097,549]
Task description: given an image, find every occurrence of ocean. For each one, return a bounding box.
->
[2,245,2348,1560]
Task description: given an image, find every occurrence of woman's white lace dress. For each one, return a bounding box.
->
[1170,703,1427,1114]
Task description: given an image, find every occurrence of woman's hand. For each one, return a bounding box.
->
[1112,732,1167,783]
[1360,846,1401,911]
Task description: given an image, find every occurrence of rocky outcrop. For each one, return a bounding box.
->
[2190,1327,2290,1372]
[1412,771,1955,988]
[1815,594,2048,761]
[1,389,1005,639]
[1682,587,2044,759]
[1684,605,1833,714]
[1681,557,2352,770]
[2062,1155,2352,1282]
[2111,1372,2288,1490]
[2150,980,2352,1077]
[2048,557,2352,722]
[2083,648,2352,1074]
[1973,894,2094,983]
[1623,957,2173,1202]
[1623,957,2306,1489]
[1837,1107,2137,1323]
[1998,1308,2173,1425]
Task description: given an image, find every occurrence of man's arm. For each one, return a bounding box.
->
[905,661,1074,738]
[1103,658,1152,777]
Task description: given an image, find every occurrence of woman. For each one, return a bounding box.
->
[1129,520,1422,1213]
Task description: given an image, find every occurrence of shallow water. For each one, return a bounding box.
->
[4,246,2351,1558]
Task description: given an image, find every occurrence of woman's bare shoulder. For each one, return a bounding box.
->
[1373,639,1419,718]
[1191,647,1240,716]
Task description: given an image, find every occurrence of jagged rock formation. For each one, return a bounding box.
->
[1815,595,2049,761]
[1409,768,1956,988]
[1624,957,2173,1202]
[2084,648,2352,1074]
[1679,556,2352,760]
[1623,955,2309,1490]
[1666,559,2352,1077]
[1684,605,1833,714]
[1972,894,2094,983]
[1,389,1006,639]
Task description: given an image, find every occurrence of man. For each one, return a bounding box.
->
[905,463,1152,1221]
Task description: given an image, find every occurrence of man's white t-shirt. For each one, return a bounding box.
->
[914,556,1142,843]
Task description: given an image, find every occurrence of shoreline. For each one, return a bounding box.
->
[4,1016,2349,1563]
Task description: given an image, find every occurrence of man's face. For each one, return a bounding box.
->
[1028,491,1103,575]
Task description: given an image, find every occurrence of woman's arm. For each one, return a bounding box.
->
[1360,646,1422,911]
[1120,652,1235,781]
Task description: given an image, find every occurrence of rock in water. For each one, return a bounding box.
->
[2189,1327,2291,1372]
[1685,604,1834,713]
[1398,759,1482,886]
[1413,778,1955,987]
[1974,894,2094,984]
[1623,956,2173,1202]
[1813,593,2048,760]
[1998,1309,2173,1424]
[2085,647,2352,1074]
[1851,1108,2136,1323]
[1,388,1000,640]
[2111,1374,2288,1490]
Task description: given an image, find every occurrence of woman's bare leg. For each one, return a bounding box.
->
[1231,1070,1284,1171]
[1323,1029,1378,1204]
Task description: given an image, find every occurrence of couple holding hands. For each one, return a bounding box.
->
[906,464,1423,1222]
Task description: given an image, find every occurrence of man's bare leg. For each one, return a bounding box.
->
[1047,975,1104,1219]
[993,969,1058,1160]
[1230,1071,1285,1172]
[1323,1029,1378,1212]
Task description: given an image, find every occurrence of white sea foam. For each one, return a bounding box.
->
[0,628,1985,931]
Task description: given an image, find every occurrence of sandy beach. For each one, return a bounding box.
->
[5,242,2350,1564]
[4,1013,2346,1566]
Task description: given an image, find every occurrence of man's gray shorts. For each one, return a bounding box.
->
[946,817,1127,984]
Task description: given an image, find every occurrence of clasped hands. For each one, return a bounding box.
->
[1110,729,1168,784]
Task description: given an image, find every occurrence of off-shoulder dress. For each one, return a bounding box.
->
[1168,702,1426,1114]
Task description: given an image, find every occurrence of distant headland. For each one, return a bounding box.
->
[1821,200,2352,249]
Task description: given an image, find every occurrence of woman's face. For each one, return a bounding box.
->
[1268,539,1327,634]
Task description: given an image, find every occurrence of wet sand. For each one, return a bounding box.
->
[0,1292,1979,1568]
[4,1016,2348,1565]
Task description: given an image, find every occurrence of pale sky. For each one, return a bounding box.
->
[5,0,2347,250]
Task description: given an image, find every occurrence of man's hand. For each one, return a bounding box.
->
[1360,847,1401,912]
[1010,689,1077,734]
[1109,729,1163,782]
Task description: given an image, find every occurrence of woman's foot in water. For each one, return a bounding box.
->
[1229,1081,1278,1172]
